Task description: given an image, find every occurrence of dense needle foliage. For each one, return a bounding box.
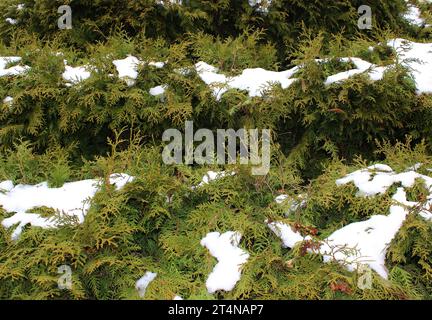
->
[0,0,430,300]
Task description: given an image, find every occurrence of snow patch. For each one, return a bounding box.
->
[5,18,17,25]
[248,0,272,13]
[325,57,389,85]
[319,187,411,279]
[149,85,167,96]
[3,96,13,105]
[325,164,432,278]
[0,57,29,77]
[388,38,432,95]
[149,61,165,68]
[274,194,307,214]
[195,57,388,101]
[195,61,299,101]
[196,171,235,188]
[0,173,134,240]
[271,164,432,279]
[113,55,141,87]
[62,64,92,86]
[113,55,165,86]
[156,0,182,5]
[194,39,432,99]
[136,271,157,298]
[403,3,430,27]
[268,221,311,249]
[0,181,14,193]
[201,231,249,294]
[335,164,432,197]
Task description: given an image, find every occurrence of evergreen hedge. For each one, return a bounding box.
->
[0,0,431,300]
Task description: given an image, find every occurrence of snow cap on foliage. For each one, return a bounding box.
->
[0,174,134,240]
[270,164,432,279]
[201,231,249,294]
[136,272,157,298]
[0,57,29,77]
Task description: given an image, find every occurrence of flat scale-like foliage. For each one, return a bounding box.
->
[0,0,431,300]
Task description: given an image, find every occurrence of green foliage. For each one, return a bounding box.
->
[189,29,278,74]
[0,0,431,301]
[0,0,408,55]
[0,138,430,300]
[0,30,429,182]
[387,214,432,298]
[0,140,74,186]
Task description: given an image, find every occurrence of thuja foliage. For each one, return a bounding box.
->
[0,0,408,53]
[0,30,430,179]
[0,0,431,300]
[0,137,431,300]
[387,214,432,299]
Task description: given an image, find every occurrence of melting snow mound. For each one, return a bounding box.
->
[200,231,249,294]
[0,173,134,240]
[0,57,29,77]
[270,164,432,279]
[136,271,157,298]
[388,39,432,95]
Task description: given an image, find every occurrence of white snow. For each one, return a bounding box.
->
[0,57,29,77]
[112,55,165,86]
[275,194,288,204]
[268,221,311,249]
[325,57,389,85]
[195,61,299,101]
[403,1,431,27]
[156,0,182,5]
[274,194,307,214]
[271,164,432,279]
[4,3,25,24]
[136,271,157,298]
[319,187,411,279]
[407,162,423,171]
[149,85,167,96]
[62,65,92,86]
[196,170,235,188]
[61,55,165,87]
[200,231,249,294]
[388,38,432,95]
[157,0,272,12]
[194,38,432,99]
[404,5,425,26]
[3,96,13,105]
[201,170,228,185]
[335,164,432,221]
[268,194,310,248]
[318,168,432,279]
[113,55,141,86]
[195,58,388,100]
[0,181,14,192]
[0,173,134,240]
[335,164,432,197]
[148,61,165,68]
[175,66,193,76]
[248,0,272,13]
[5,18,18,25]
[325,164,432,278]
